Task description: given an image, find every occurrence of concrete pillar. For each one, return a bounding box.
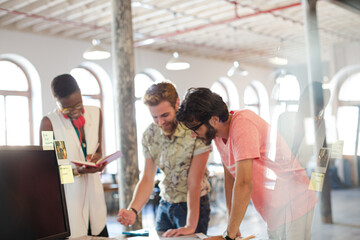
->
[302,0,332,223]
[111,0,142,229]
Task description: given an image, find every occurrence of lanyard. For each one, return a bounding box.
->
[74,125,87,159]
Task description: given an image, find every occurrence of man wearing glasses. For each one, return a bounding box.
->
[176,88,317,240]
[117,82,212,237]
[40,74,108,238]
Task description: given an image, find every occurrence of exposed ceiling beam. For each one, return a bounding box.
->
[327,0,360,14]
[134,2,302,47]
[15,0,66,29]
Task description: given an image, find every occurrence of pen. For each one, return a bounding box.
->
[89,142,100,162]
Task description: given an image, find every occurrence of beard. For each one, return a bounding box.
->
[200,123,217,146]
[160,119,178,136]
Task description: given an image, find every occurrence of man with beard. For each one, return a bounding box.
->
[176,88,317,240]
[117,82,212,237]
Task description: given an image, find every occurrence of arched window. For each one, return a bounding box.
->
[272,73,300,113]
[70,67,103,108]
[244,80,270,122]
[211,77,239,111]
[337,72,360,155]
[70,63,116,173]
[244,84,260,115]
[269,72,300,160]
[211,81,229,107]
[0,56,41,146]
[271,73,300,129]
[135,69,165,172]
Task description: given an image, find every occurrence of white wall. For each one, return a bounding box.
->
[134,48,272,101]
[1,29,273,116]
[0,29,111,114]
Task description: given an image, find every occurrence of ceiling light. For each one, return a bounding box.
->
[227,61,248,77]
[83,39,111,60]
[268,56,288,66]
[269,42,288,66]
[139,38,156,46]
[166,52,190,70]
[131,1,155,9]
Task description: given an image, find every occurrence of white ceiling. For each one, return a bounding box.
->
[1,0,360,67]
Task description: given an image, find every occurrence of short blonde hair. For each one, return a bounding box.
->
[143,81,178,108]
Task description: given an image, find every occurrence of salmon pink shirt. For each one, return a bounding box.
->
[214,110,317,230]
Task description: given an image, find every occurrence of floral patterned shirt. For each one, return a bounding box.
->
[142,122,212,203]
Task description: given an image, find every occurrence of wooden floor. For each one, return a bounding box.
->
[106,187,360,239]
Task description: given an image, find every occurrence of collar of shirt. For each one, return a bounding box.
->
[160,122,187,142]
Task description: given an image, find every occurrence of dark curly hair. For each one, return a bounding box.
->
[51,74,80,99]
[176,88,229,126]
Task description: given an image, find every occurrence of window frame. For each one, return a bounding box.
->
[272,72,300,113]
[244,84,260,114]
[0,59,34,145]
[336,73,360,156]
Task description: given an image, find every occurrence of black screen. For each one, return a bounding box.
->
[0,146,70,239]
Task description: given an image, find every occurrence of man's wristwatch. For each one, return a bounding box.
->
[222,230,236,240]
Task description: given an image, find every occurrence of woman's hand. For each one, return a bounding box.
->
[86,152,102,163]
[77,162,107,174]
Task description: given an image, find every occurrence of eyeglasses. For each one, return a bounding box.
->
[188,120,207,132]
[59,103,83,115]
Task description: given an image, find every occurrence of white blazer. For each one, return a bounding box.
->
[47,105,107,238]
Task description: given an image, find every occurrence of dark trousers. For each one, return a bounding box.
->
[155,195,210,234]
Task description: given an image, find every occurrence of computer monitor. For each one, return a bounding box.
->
[0,146,70,239]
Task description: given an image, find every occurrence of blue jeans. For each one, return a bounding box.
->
[155,195,210,234]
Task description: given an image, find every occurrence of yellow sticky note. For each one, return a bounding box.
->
[59,165,74,184]
[308,172,325,192]
[42,131,54,150]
